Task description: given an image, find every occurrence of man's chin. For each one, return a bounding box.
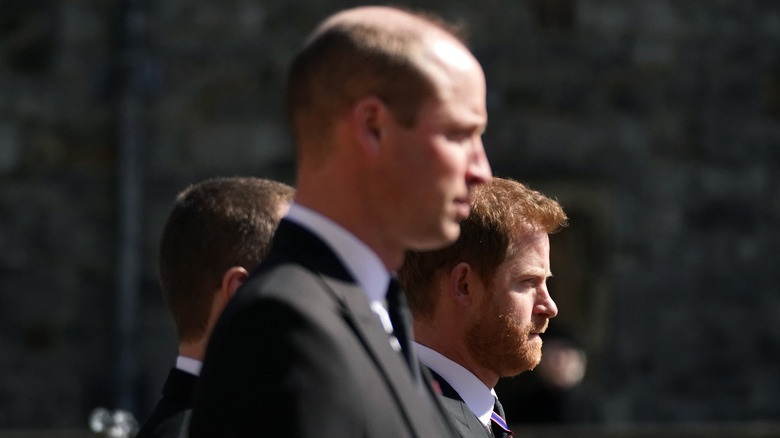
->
[503,350,542,376]
[526,356,542,372]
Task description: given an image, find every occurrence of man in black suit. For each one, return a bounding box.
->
[188,5,492,438]
[136,177,294,438]
[399,177,568,437]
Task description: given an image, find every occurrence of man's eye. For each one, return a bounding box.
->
[524,278,542,287]
[447,132,469,141]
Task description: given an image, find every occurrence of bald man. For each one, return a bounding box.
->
[189,6,491,438]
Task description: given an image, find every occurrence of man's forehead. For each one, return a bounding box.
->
[429,39,476,73]
[507,232,550,266]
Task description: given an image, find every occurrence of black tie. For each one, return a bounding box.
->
[385,276,422,384]
[491,397,513,438]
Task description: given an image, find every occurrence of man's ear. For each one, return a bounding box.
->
[450,261,475,306]
[220,266,249,302]
[351,96,388,157]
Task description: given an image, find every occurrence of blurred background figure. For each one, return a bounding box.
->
[500,325,603,425]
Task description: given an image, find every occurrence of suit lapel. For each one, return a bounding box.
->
[271,220,449,436]
[429,370,493,438]
[324,273,443,435]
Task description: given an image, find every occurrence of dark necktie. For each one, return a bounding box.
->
[385,276,422,384]
[491,397,513,438]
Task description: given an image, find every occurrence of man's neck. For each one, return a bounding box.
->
[415,342,497,427]
[178,341,205,363]
[415,325,499,389]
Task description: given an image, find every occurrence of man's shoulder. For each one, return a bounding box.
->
[135,366,197,438]
[236,260,334,307]
[136,402,191,438]
[214,257,352,343]
[233,224,356,312]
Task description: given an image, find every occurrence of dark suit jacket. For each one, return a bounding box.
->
[137,367,197,438]
[189,220,454,437]
[429,370,491,438]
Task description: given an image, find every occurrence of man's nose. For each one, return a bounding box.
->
[467,138,492,184]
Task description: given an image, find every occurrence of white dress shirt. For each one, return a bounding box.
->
[285,203,396,337]
[415,342,497,428]
[176,355,203,377]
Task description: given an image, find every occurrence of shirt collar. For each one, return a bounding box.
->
[176,355,203,376]
[285,203,390,303]
[415,342,496,427]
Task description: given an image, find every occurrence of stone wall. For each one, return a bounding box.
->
[0,0,778,429]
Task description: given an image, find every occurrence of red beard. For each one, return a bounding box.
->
[465,304,547,378]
